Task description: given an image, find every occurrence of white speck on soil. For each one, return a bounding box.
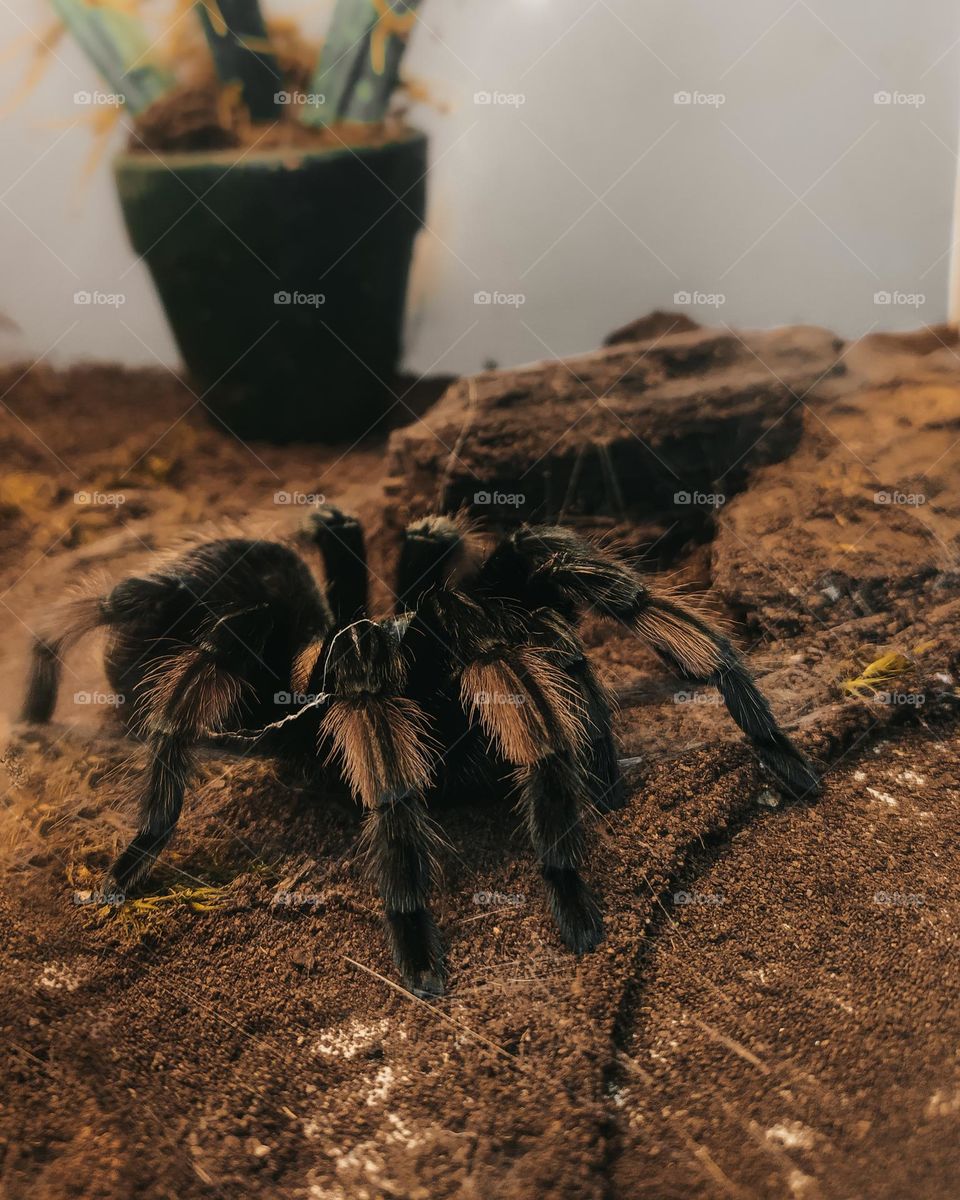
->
[311,1017,390,1060]
[926,1088,960,1118]
[766,1120,816,1150]
[788,1168,818,1197]
[365,1066,394,1107]
[384,1112,420,1150]
[308,1186,348,1200]
[866,786,897,807]
[897,769,927,787]
[37,962,81,991]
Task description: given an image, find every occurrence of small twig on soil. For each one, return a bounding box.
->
[689,1015,770,1074]
[617,1051,757,1197]
[677,1128,758,1199]
[457,905,523,925]
[342,955,539,1078]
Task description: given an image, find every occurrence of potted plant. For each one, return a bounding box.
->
[49,0,426,442]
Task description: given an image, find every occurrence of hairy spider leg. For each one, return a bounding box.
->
[486,525,820,799]
[525,607,626,815]
[103,540,336,887]
[21,594,118,724]
[303,504,370,623]
[405,575,606,957]
[110,605,272,891]
[317,619,443,997]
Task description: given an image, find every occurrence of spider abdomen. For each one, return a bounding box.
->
[101,539,333,731]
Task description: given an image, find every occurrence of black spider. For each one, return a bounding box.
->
[22,506,819,996]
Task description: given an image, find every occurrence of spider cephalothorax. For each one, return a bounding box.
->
[22,507,818,996]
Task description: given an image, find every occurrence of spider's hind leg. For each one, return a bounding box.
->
[110,615,258,892]
[22,573,179,725]
[572,656,625,814]
[21,594,109,723]
[632,597,820,799]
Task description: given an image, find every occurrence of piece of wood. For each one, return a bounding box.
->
[386,321,846,551]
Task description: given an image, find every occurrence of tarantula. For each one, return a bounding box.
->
[22,507,818,996]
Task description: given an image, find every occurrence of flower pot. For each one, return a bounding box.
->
[114,129,427,443]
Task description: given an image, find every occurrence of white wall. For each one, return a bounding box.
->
[1,0,958,378]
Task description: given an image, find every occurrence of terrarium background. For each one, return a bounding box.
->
[2,0,958,373]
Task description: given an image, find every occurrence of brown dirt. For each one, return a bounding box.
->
[133,83,416,156]
[0,320,958,1198]
[610,724,960,1200]
[132,15,416,156]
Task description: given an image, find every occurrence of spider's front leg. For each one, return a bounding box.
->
[514,749,605,954]
[531,609,626,814]
[318,621,443,996]
[303,504,369,623]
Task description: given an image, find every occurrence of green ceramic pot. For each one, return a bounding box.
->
[115,130,427,442]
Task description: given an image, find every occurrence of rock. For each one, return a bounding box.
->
[603,309,701,345]
[386,321,845,555]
